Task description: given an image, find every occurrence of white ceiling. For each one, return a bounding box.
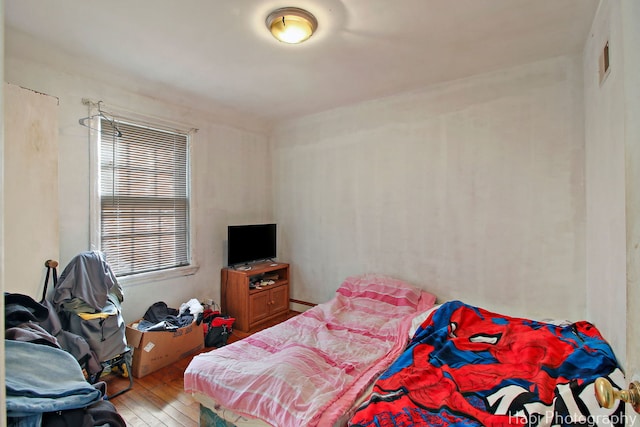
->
[5,0,599,123]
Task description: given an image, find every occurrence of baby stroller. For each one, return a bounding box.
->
[48,251,133,398]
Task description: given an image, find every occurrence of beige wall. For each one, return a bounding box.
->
[4,48,274,322]
[584,0,628,367]
[621,0,640,383]
[3,83,59,298]
[584,0,640,390]
[272,55,587,323]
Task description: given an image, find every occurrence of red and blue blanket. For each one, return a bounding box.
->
[349,300,625,427]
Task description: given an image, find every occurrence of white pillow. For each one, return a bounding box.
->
[408,304,441,339]
[537,318,573,326]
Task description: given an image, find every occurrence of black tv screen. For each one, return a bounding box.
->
[227,224,277,266]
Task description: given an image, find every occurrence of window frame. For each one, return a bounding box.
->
[89,103,198,286]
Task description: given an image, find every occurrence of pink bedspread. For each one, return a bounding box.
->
[184,274,436,427]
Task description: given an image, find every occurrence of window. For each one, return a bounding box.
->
[98,116,191,277]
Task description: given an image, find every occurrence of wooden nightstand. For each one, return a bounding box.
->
[221,262,290,332]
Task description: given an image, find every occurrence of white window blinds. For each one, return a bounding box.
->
[99,118,190,277]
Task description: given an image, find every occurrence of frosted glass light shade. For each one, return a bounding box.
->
[266,7,317,44]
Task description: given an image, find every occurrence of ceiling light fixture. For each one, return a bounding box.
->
[266,7,317,44]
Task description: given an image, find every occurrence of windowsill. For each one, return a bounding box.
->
[117,264,199,287]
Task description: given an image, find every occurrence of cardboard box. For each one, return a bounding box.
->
[126,320,204,378]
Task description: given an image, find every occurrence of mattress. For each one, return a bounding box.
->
[184,274,437,427]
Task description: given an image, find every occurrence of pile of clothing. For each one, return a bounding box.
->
[5,292,125,427]
[135,298,203,331]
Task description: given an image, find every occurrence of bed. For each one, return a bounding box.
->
[184,274,437,427]
[185,277,626,427]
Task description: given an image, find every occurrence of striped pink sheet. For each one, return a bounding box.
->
[184,274,436,427]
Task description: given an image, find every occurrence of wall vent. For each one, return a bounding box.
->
[599,41,611,85]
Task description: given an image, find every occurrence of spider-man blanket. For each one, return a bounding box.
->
[349,301,625,427]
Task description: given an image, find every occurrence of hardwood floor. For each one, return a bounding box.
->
[106,353,201,426]
[107,311,298,426]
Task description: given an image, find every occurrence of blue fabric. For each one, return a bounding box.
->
[5,340,103,421]
[7,414,42,427]
[200,404,238,427]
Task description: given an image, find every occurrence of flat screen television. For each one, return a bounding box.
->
[227,223,277,267]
